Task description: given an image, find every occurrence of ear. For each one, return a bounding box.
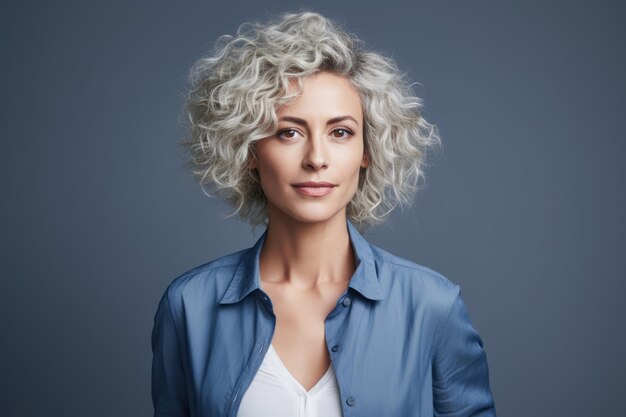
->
[360,150,370,168]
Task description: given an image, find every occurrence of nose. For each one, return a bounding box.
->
[301,132,329,171]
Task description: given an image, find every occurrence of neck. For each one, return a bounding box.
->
[259,208,355,290]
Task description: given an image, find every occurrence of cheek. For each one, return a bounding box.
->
[257,152,289,188]
[339,143,365,173]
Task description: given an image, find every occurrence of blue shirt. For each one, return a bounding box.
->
[151,220,497,417]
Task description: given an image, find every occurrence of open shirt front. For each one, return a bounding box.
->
[151,220,497,417]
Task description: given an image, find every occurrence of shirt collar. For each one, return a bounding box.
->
[219,219,384,305]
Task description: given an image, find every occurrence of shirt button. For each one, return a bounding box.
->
[342,297,352,307]
[346,396,356,406]
[331,344,341,352]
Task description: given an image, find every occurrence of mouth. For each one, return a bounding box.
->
[292,181,337,197]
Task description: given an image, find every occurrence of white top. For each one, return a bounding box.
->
[237,344,343,417]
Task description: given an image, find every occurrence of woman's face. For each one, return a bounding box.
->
[251,71,369,225]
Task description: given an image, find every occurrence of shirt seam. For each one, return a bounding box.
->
[430,284,460,362]
[176,259,242,281]
[165,288,183,350]
[164,287,191,410]
[376,259,457,288]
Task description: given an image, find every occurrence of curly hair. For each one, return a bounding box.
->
[180,10,442,232]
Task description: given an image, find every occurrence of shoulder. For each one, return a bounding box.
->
[161,248,247,308]
[369,242,461,315]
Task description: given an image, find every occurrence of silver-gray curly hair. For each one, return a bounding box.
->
[180,11,442,231]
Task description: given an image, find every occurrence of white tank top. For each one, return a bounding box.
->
[237,344,343,417]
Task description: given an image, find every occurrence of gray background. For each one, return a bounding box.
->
[2,0,625,416]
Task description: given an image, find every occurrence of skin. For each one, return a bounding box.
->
[249,71,369,391]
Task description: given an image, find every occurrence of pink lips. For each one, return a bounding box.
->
[292,181,337,197]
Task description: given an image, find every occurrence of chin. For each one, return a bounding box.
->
[288,210,342,224]
[270,203,347,225]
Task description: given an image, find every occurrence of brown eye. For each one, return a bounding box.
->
[332,128,353,138]
[277,129,301,140]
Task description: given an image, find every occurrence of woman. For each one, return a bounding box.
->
[152,11,497,417]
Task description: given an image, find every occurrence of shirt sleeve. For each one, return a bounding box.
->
[432,285,497,417]
[151,289,190,417]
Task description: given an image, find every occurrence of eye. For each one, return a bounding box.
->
[331,128,354,139]
[276,128,302,140]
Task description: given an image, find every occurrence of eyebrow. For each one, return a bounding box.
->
[278,115,360,127]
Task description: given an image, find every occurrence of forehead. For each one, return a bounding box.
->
[278,72,363,121]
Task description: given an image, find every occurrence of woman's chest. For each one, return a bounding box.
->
[266,287,339,393]
[259,283,343,389]
[184,290,437,417]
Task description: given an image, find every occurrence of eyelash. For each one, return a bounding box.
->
[276,127,355,140]
[332,128,355,138]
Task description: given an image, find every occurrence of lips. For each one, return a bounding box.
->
[292,181,337,197]
[292,181,336,187]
